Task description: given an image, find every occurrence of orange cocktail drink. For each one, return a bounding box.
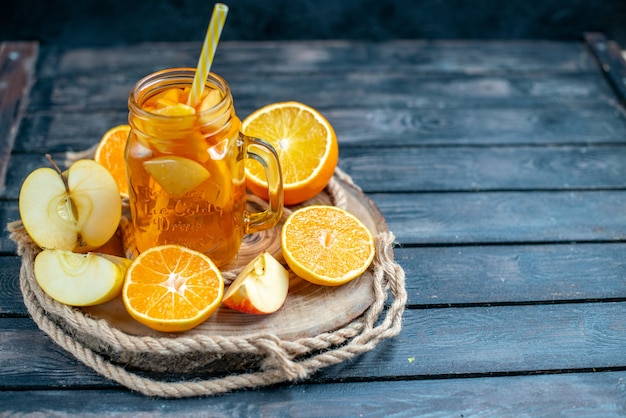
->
[126,68,283,266]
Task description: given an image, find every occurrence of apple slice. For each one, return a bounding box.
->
[152,102,196,116]
[222,252,290,315]
[198,88,222,113]
[19,158,121,253]
[34,249,131,306]
[143,156,210,198]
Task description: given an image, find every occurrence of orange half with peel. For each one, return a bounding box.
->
[242,101,338,205]
[281,205,375,286]
[94,124,131,197]
[122,245,224,332]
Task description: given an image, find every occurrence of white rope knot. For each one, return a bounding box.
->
[255,335,308,380]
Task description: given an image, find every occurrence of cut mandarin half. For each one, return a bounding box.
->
[242,101,338,205]
[281,205,376,286]
[122,245,224,332]
[94,124,131,196]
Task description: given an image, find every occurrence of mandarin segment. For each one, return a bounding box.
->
[122,244,224,332]
[281,205,375,286]
[242,101,338,205]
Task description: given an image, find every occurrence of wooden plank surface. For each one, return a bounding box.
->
[586,32,626,106]
[0,42,37,194]
[374,191,626,244]
[2,371,626,417]
[341,145,626,192]
[12,104,626,156]
[3,39,626,414]
[8,144,626,198]
[5,243,626,315]
[34,40,600,77]
[23,42,615,116]
[4,302,626,385]
[3,190,626,252]
[27,72,617,113]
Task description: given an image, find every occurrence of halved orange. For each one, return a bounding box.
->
[242,102,338,205]
[122,245,224,332]
[281,205,375,286]
[94,124,131,196]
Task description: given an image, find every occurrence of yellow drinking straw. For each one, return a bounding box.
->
[188,3,229,107]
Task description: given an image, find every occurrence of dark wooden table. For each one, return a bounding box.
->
[3,34,626,415]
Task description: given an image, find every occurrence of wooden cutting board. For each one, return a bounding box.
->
[83,174,388,340]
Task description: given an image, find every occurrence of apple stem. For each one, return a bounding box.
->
[46,154,70,191]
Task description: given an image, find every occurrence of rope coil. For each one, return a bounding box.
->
[8,168,407,398]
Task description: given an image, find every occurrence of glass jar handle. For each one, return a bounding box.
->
[243,135,284,234]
